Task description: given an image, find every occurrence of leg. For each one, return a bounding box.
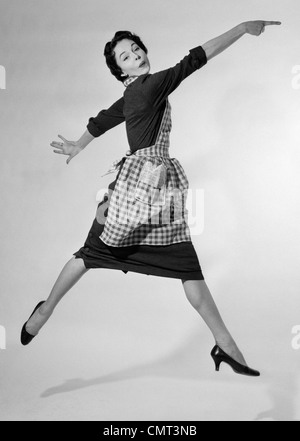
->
[182,279,247,365]
[25,256,89,335]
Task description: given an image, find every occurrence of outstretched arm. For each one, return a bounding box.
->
[202,20,281,61]
[50,97,125,164]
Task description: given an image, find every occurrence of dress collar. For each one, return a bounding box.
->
[123,76,139,87]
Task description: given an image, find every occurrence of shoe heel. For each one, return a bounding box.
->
[212,355,222,372]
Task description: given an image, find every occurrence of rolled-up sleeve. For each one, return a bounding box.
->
[140,46,207,108]
[87,97,125,137]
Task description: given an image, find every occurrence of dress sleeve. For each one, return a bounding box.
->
[87,97,125,137]
[141,46,207,108]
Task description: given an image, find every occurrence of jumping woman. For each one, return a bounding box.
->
[21,20,281,376]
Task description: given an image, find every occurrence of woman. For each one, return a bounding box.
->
[21,20,281,376]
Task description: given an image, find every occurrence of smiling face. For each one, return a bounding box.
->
[114,38,150,80]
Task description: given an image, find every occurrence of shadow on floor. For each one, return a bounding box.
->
[40,332,299,421]
[41,331,258,397]
[254,372,300,421]
[40,332,214,398]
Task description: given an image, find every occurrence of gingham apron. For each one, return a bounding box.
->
[98,99,192,247]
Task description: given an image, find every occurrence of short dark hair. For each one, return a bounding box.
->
[104,31,148,82]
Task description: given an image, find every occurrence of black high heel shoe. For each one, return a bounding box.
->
[21,301,46,346]
[211,345,260,377]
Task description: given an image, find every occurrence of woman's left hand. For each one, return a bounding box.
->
[50,135,83,164]
[244,20,281,36]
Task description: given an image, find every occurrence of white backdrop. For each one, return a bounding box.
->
[1,0,300,421]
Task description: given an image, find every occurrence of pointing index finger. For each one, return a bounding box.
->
[264,21,282,26]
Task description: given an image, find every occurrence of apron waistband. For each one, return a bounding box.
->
[102,144,171,177]
[127,144,170,158]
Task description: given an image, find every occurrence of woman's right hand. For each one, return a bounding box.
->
[50,135,83,164]
[243,20,281,36]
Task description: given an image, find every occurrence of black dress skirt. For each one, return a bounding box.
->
[73,174,204,281]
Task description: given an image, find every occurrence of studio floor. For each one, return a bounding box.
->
[1,272,300,421]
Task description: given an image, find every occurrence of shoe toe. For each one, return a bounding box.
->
[20,301,45,346]
[20,324,35,346]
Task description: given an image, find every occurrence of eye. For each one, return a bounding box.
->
[134,46,140,51]
[124,56,129,61]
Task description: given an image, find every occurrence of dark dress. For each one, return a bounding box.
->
[73,45,207,280]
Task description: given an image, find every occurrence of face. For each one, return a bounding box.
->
[114,39,150,79]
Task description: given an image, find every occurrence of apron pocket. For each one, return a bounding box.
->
[135,160,167,206]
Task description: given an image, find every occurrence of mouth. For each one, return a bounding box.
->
[139,61,146,68]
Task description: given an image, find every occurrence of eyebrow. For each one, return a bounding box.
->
[119,43,137,59]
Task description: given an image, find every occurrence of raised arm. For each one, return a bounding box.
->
[202,20,281,61]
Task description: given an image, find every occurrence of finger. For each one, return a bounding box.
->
[58,134,68,143]
[263,21,282,26]
[53,150,66,154]
[50,141,64,148]
[66,155,72,164]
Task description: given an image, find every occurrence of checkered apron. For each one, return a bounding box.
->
[98,99,192,247]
